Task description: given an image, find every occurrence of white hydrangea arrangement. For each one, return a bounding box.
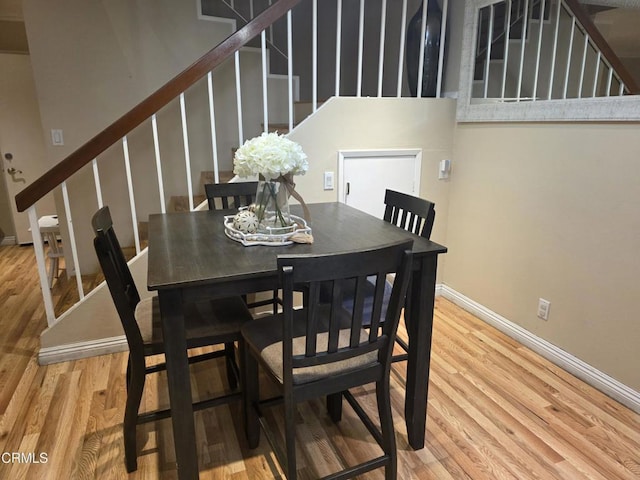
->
[233,132,308,180]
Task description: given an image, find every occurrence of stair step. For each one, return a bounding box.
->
[265,123,291,134]
[137,221,148,245]
[168,195,206,212]
[200,170,235,190]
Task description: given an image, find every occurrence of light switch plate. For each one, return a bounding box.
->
[51,129,64,146]
[324,171,334,190]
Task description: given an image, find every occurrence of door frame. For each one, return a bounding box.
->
[337,148,422,205]
[0,156,16,245]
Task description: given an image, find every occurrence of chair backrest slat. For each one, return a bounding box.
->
[383,189,436,239]
[368,273,387,340]
[349,276,368,348]
[205,181,258,211]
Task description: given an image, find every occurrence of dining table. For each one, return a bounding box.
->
[147,201,447,479]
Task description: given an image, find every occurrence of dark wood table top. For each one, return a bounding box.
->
[147,202,447,292]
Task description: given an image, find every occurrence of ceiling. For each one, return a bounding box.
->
[592,8,640,58]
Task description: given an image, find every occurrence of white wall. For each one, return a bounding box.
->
[22,0,236,271]
[0,54,56,244]
[288,97,456,255]
[446,122,640,392]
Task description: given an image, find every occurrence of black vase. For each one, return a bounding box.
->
[406,1,442,97]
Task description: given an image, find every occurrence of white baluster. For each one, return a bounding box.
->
[313,0,318,110]
[605,67,613,96]
[357,0,365,97]
[235,51,244,145]
[397,0,408,98]
[417,0,428,97]
[151,114,167,212]
[287,11,294,131]
[516,0,529,101]
[532,0,546,100]
[591,52,601,97]
[179,93,194,211]
[578,33,589,98]
[501,0,513,100]
[377,0,388,97]
[335,0,343,97]
[92,158,103,209]
[548,0,563,99]
[61,181,84,300]
[122,136,141,253]
[261,31,269,133]
[563,18,576,99]
[484,5,494,99]
[436,0,448,98]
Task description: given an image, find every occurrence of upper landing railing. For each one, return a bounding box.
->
[471,0,638,102]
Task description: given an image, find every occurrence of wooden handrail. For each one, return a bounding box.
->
[15,0,301,213]
[563,0,639,95]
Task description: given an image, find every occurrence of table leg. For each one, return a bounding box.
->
[404,255,438,450]
[158,290,199,479]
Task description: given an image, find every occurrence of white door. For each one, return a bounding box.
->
[0,54,56,244]
[338,149,421,219]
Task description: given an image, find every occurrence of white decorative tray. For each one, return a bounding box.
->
[224,213,312,246]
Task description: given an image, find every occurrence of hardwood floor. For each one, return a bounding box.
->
[1,243,639,479]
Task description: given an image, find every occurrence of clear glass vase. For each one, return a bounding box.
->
[255,178,292,233]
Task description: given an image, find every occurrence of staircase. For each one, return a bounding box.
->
[14,0,636,362]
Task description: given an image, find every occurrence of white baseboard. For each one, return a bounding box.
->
[439,284,640,414]
[36,284,640,414]
[38,336,128,365]
[1,235,16,246]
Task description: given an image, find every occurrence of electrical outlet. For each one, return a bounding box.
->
[537,298,550,320]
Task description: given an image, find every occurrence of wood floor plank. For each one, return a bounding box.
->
[0,243,639,479]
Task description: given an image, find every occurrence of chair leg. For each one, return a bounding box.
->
[125,358,132,393]
[46,256,55,289]
[243,346,260,449]
[376,379,397,480]
[272,288,279,314]
[326,392,343,422]
[284,394,298,480]
[224,342,238,390]
[124,357,145,473]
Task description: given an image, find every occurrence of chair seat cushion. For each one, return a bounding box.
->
[136,295,251,351]
[242,308,378,385]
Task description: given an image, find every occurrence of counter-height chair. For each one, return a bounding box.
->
[204,181,257,211]
[92,206,252,472]
[324,190,435,365]
[242,241,413,480]
[383,189,435,240]
[382,189,435,362]
[205,181,281,314]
